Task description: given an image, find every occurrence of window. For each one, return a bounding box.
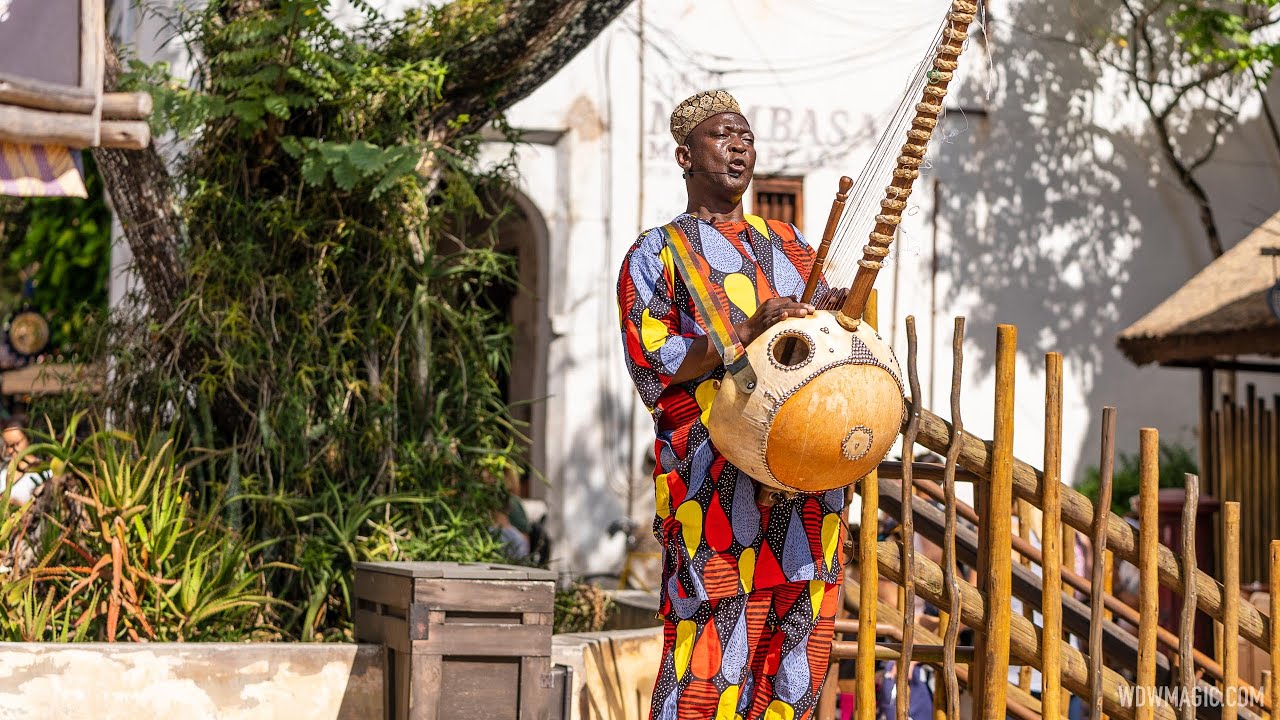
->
[751,176,805,231]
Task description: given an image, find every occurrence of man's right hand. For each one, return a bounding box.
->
[735,296,815,347]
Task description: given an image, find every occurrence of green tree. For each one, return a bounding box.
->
[1038,0,1280,258]
[57,0,632,639]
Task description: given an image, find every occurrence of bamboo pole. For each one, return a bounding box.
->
[1091,407,1118,720]
[896,317,922,720]
[0,104,149,149]
[941,317,965,720]
[1224,502,1241,720]
[856,294,880,720]
[1044,352,1065,720]
[1180,474,1200,720]
[977,324,1017,720]
[875,542,1179,720]
[910,409,1273,651]
[1137,428,1160,720]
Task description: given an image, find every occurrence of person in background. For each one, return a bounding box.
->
[0,416,48,505]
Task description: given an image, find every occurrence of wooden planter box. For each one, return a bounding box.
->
[354,561,557,720]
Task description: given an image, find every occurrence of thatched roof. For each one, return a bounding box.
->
[1117,212,1280,366]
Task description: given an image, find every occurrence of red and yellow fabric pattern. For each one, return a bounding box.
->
[617,213,847,616]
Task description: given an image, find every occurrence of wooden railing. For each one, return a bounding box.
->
[818,316,1280,720]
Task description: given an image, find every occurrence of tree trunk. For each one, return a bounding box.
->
[92,40,186,321]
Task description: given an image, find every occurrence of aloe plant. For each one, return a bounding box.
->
[0,414,282,642]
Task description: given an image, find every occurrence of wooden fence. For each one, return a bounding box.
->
[817,316,1280,720]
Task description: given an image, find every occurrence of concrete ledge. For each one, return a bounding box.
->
[552,626,662,720]
[0,642,384,719]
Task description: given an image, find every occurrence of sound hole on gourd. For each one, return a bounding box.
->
[771,332,813,369]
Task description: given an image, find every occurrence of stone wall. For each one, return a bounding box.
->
[0,643,384,719]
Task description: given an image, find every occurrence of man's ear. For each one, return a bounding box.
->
[674,144,692,173]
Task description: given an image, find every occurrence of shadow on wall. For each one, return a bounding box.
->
[931,0,1279,480]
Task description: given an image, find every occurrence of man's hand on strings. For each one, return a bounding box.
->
[736,296,815,346]
[816,287,848,311]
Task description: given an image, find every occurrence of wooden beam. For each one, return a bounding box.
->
[0,85,151,118]
[0,363,104,395]
[877,460,981,484]
[0,104,148,149]
[1161,360,1280,375]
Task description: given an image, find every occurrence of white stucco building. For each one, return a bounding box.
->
[118,0,1280,578]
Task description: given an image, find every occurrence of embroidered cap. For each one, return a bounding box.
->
[669,90,743,145]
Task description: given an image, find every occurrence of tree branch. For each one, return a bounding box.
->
[438,0,634,134]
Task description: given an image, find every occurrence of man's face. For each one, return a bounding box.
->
[1,427,27,462]
[678,112,756,199]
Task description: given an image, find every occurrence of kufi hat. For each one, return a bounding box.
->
[669,90,742,145]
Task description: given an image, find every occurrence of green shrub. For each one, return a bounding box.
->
[1078,441,1198,516]
[0,415,279,642]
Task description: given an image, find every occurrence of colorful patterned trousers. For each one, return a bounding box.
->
[650,580,841,720]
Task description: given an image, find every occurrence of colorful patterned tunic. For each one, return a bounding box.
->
[617,213,847,618]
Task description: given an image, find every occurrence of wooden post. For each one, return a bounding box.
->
[1090,407,1117,720]
[856,293,880,720]
[1137,428,1160,720]
[940,317,966,720]
[895,317,922,720]
[1222,502,1241,720]
[1270,541,1279,720]
[1179,475,1200,720]
[1043,352,1065,720]
[979,324,1017,720]
[1200,367,1214,499]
